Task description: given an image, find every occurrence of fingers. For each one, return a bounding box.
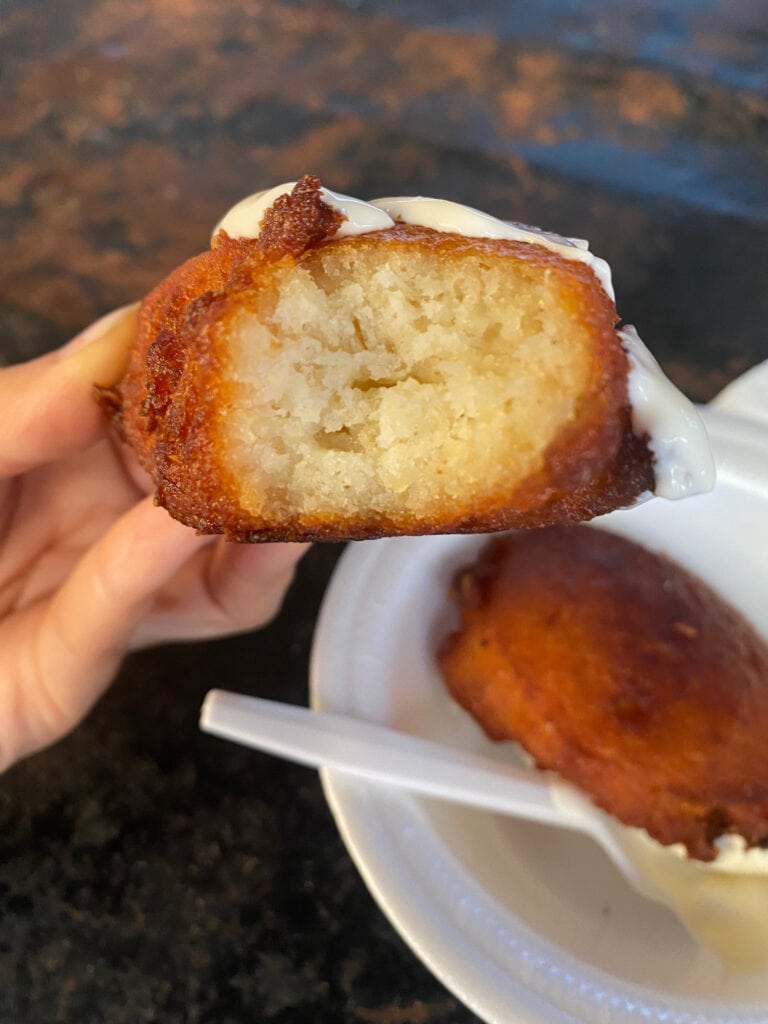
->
[0,304,138,479]
[131,539,310,647]
[203,541,309,629]
[2,483,307,767]
[19,496,212,759]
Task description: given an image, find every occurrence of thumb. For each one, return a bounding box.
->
[0,304,137,479]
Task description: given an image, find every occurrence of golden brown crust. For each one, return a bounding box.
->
[437,526,768,861]
[118,241,240,533]
[114,175,654,541]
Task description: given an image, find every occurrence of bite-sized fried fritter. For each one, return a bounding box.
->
[437,526,768,862]
[109,175,707,542]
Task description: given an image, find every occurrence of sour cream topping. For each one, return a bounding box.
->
[216,183,614,297]
[553,782,768,972]
[620,325,715,499]
[215,182,395,240]
[618,827,768,972]
[372,196,615,299]
[215,182,715,501]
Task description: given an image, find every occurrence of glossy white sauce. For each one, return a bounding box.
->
[372,195,615,299]
[552,782,768,972]
[215,182,715,502]
[620,325,715,498]
[215,182,395,240]
[620,828,768,973]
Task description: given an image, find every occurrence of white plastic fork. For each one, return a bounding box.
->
[199,688,648,889]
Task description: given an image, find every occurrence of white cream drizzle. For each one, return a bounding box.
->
[618,827,768,972]
[215,182,715,502]
[620,325,715,499]
[216,185,614,296]
[215,182,395,240]
[371,196,615,299]
[552,782,768,972]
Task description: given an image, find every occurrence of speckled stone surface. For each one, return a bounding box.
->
[0,2,766,1021]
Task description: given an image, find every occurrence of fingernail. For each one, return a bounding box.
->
[56,303,140,361]
[55,303,140,389]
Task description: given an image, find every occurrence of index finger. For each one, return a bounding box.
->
[0,304,138,479]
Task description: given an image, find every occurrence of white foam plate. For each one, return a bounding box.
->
[309,361,768,1024]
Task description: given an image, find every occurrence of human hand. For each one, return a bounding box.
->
[0,306,308,771]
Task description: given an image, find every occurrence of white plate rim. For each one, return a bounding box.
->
[309,365,768,1024]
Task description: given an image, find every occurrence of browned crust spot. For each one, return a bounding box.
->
[257,174,346,257]
[94,384,125,439]
[437,526,768,861]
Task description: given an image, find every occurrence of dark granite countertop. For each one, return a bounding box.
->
[1,3,766,1021]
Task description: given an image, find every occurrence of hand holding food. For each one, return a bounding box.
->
[0,308,306,771]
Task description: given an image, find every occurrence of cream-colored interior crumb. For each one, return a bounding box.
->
[223,244,594,522]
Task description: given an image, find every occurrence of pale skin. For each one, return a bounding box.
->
[0,304,308,772]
